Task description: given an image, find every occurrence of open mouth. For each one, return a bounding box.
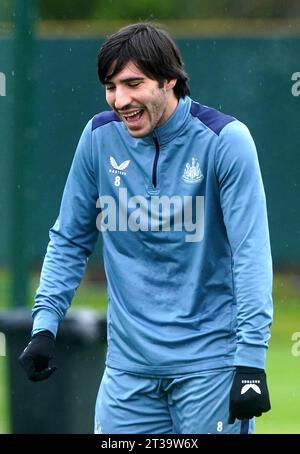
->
[121,109,144,127]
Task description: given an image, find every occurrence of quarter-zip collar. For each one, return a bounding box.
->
[138,96,192,146]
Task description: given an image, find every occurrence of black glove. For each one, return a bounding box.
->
[228,366,271,423]
[18,330,57,382]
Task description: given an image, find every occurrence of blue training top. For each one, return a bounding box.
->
[32,96,273,375]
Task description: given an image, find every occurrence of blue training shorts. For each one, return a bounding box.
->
[94,366,255,434]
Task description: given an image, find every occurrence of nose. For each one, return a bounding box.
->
[114,86,132,111]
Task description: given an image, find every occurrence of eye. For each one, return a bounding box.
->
[105,85,115,91]
[127,82,141,88]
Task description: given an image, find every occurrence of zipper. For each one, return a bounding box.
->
[152,136,160,188]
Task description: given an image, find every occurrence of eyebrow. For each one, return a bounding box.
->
[105,77,145,85]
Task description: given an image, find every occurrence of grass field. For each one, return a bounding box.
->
[0,271,300,433]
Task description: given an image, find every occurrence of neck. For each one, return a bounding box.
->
[159,91,178,126]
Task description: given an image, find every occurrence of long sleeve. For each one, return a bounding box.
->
[32,119,100,336]
[215,120,273,369]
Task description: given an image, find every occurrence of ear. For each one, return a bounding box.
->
[165,79,177,91]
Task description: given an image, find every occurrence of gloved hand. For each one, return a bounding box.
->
[228,366,271,423]
[18,330,57,382]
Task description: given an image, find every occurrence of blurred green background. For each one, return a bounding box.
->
[1,0,300,434]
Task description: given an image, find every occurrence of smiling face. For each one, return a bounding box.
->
[105,61,178,138]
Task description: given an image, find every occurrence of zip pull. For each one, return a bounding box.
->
[152,136,160,188]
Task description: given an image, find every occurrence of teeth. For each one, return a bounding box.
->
[123,110,142,118]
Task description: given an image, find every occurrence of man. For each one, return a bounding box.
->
[19,22,273,434]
